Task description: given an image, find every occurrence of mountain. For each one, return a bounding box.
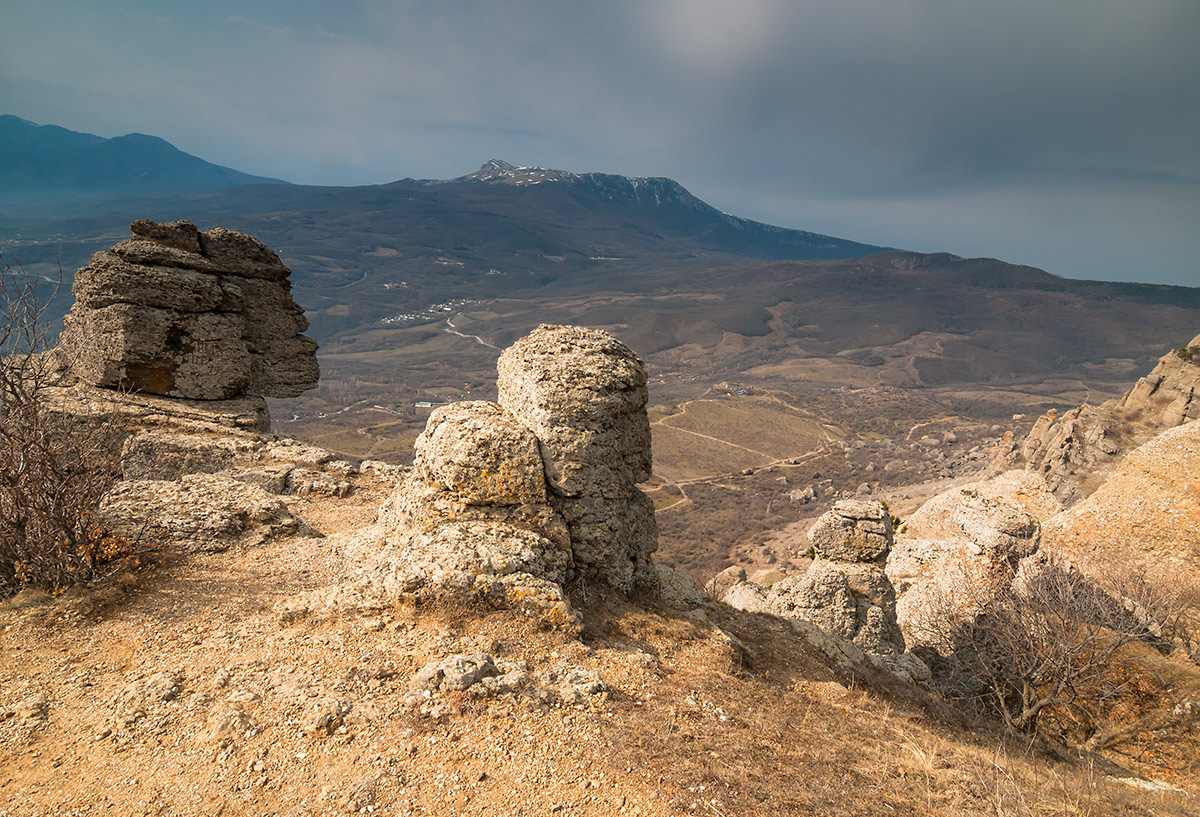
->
[0,115,286,198]
[431,159,887,260]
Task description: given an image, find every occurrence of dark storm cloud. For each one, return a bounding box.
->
[2,0,1197,284]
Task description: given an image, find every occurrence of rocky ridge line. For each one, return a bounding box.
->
[995,333,1200,505]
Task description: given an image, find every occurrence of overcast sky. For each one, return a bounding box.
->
[3,0,1198,285]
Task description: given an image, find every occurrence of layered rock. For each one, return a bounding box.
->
[59,219,318,401]
[497,324,658,592]
[775,501,905,656]
[102,474,301,553]
[997,333,1200,505]
[717,501,927,683]
[722,501,906,657]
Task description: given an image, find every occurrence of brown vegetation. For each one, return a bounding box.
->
[0,257,139,596]
[923,553,1200,750]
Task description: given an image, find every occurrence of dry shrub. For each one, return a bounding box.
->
[0,255,141,596]
[923,550,1197,748]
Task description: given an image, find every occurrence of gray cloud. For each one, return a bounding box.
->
[2,0,1197,284]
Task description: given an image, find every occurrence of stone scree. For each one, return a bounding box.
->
[59,219,318,400]
[384,324,659,597]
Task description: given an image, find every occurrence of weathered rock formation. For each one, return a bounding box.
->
[59,219,318,401]
[779,501,905,655]
[1042,419,1200,573]
[996,333,1200,505]
[497,324,658,592]
[376,400,575,621]
[718,501,928,684]
[37,228,360,554]
[370,325,660,625]
[886,470,1056,651]
[721,500,908,660]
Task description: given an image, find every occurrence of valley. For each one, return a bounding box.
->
[4,150,1199,593]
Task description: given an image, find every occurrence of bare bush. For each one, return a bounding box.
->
[0,254,136,597]
[928,551,1189,742]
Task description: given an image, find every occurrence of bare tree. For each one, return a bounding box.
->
[931,552,1189,742]
[0,254,132,596]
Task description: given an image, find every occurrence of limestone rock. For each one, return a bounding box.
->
[10,692,50,726]
[706,565,747,600]
[382,401,570,563]
[771,562,905,655]
[553,491,657,591]
[721,580,778,616]
[721,500,906,656]
[887,471,1048,651]
[121,429,263,481]
[747,568,787,587]
[496,324,658,591]
[285,468,352,498]
[101,474,299,552]
[43,382,270,434]
[1041,420,1200,572]
[407,401,547,506]
[1002,332,1200,505]
[781,501,905,655]
[381,326,660,613]
[808,499,892,562]
[412,654,499,692]
[655,564,708,609]
[58,220,318,400]
[497,324,651,497]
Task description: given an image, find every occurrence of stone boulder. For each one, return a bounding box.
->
[374,325,661,621]
[58,220,318,400]
[382,401,571,563]
[808,498,893,562]
[781,500,904,655]
[497,324,651,497]
[497,324,658,592]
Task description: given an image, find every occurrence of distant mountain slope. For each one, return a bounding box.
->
[0,115,286,198]
[423,159,887,260]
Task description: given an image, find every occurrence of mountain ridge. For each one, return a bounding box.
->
[0,115,287,198]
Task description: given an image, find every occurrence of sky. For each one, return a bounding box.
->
[3,0,1198,286]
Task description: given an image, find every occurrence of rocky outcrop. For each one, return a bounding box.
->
[497,324,658,592]
[101,474,301,553]
[997,333,1200,505]
[886,470,1055,651]
[774,501,905,656]
[377,400,574,618]
[721,501,906,657]
[58,220,318,401]
[717,501,928,684]
[1042,419,1200,573]
[42,372,365,557]
[371,325,660,624]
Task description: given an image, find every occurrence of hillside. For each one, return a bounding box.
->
[0,115,285,198]
[4,223,1199,815]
